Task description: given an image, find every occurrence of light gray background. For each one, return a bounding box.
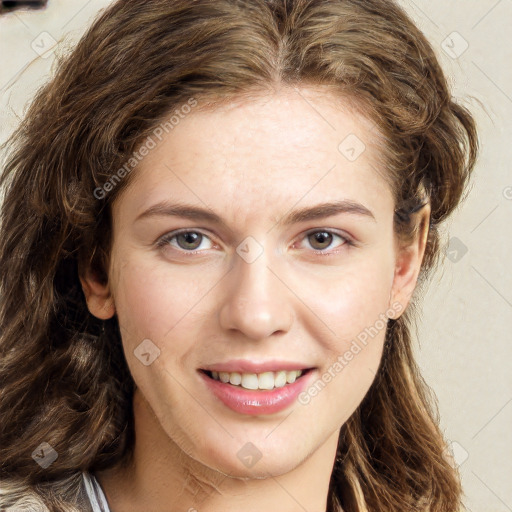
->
[1,1,510,511]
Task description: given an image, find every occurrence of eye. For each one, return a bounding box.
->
[156,228,353,257]
[156,229,214,253]
[295,229,352,255]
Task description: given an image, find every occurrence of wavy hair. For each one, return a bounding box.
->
[0,0,478,510]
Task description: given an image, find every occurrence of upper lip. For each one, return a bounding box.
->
[200,359,315,374]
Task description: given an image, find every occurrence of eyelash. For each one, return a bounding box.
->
[156,228,354,257]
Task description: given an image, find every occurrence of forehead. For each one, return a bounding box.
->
[114,86,393,224]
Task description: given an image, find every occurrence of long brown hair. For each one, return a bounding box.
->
[0,0,478,510]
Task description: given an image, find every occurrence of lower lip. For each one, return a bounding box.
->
[198,369,315,416]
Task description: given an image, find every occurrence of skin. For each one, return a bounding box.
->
[80,85,430,512]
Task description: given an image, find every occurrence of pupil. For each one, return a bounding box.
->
[179,232,200,249]
[312,231,331,249]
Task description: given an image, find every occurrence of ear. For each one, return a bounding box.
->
[390,203,431,317]
[79,267,116,320]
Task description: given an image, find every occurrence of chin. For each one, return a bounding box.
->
[191,435,311,479]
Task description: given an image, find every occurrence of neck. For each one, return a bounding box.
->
[95,387,340,512]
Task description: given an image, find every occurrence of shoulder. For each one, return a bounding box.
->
[0,477,50,511]
[0,472,93,512]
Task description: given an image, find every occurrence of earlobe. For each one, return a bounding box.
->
[79,269,116,320]
[389,204,431,316]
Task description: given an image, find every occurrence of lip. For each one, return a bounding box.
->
[200,359,315,373]
[198,368,315,416]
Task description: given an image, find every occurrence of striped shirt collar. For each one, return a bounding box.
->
[82,471,111,512]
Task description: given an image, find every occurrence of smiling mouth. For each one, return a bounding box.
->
[200,368,314,391]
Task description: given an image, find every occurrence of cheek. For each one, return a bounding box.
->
[113,255,194,331]
[111,257,205,407]
[296,254,394,407]
[300,255,395,344]
[297,269,392,425]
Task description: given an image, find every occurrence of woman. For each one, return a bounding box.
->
[0,0,478,511]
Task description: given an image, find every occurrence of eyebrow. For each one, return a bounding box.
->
[135,199,376,226]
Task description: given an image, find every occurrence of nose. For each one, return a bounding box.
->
[218,245,294,341]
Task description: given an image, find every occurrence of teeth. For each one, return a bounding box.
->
[258,371,275,390]
[286,370,297,384]
[242,373,259,390]
[274,371,287,388]
[209,369,304,390]
[229,372,241,385]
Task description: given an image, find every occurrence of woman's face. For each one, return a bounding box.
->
[83,85,426,478]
